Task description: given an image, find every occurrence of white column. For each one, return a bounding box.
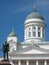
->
[36,60,38,65]
[27,28,28,39]
[36,26,38,37]
[18,60,21,65]
[41,27,42,38]
[25,29,26,40]
[10,61,14,65]
[44,60,47,65]
[44,28,45,39]
[26,60,29,65]
[31,26,32,38]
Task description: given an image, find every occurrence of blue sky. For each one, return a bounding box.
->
[0,0,49,56]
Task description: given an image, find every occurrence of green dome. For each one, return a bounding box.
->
[9,32,16,37]
[9,27,17,37]
[26,11,44,20]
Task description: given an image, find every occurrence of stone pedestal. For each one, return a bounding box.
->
[0,60,11,65]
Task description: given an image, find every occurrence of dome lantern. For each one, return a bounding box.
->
[34,4,36,12]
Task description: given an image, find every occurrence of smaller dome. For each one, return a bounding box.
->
[8,27,17,37]
[9,32,17,37]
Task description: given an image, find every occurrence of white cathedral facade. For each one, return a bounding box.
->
[0,5,49,65]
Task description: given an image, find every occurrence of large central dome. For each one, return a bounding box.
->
[26,11,44,20]
[24,5,45,43]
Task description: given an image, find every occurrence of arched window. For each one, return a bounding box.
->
[38,32,40,37]
[33,31,36,37]
[28,32,31,37]
[32,26,36,37]
[38,26,41,37]
[28,27,31,37]
[42,27,44,37]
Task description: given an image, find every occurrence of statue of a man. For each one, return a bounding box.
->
[3,40,9,60]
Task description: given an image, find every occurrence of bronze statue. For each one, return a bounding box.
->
[3,40,10,60]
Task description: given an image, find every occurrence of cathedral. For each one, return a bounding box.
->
[0,4,49,65]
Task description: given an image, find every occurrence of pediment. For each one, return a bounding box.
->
[21,45,49,54]
[9,44,49,55]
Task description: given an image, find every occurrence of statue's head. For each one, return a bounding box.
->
[5,40,7,44]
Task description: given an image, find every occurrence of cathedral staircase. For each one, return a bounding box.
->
[0,60,11,65]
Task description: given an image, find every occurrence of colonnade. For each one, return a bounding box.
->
[12,60,47,65]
